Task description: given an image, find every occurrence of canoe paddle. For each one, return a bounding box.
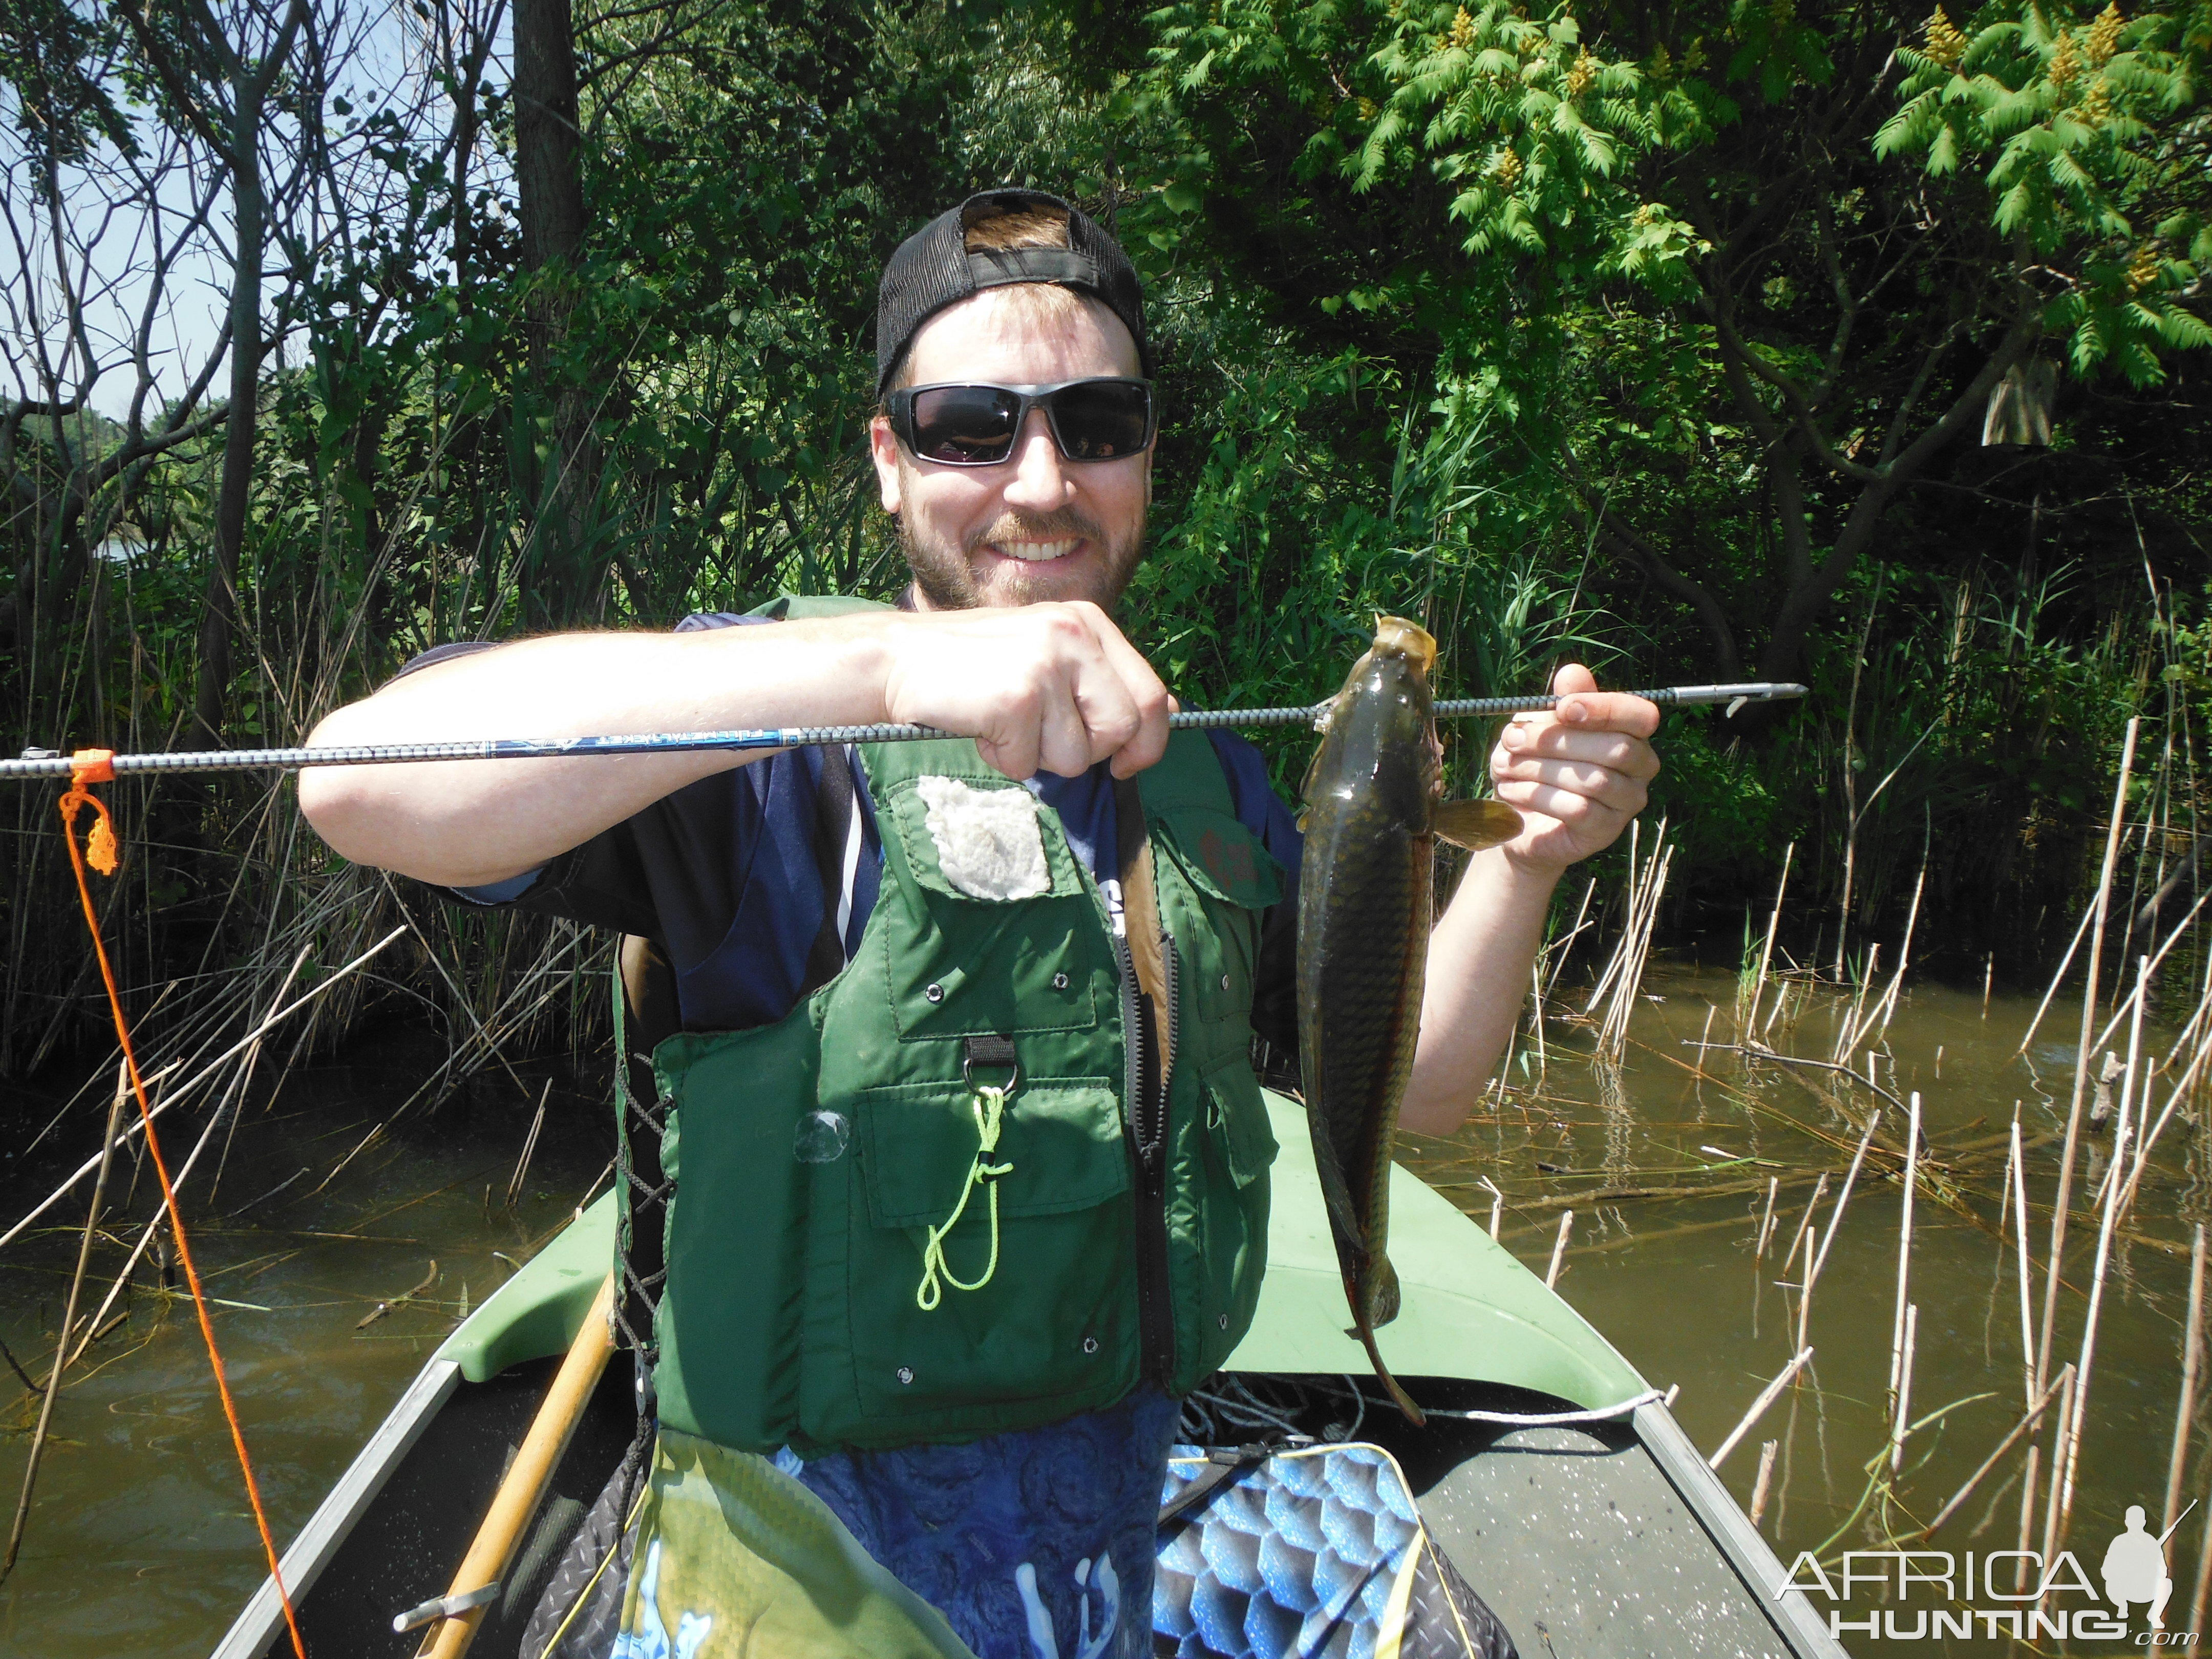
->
[1,682,1805,781]
[405,1272,616,1659]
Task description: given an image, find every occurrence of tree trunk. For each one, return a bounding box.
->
[513,0,600,625]
[192,98,265,746]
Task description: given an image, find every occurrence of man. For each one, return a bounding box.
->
[301,189,1661,1659]
[2104,1505,2173,1629]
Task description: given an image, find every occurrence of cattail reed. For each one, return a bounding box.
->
[1890,1303,1917,1473]
[1798,1114,1881,1354]
[1889,1091,1921,1406]
[1546,1209,1573,1289]
[1709,1345,1814,1469]
[2038,716,2140,1400]
[2166,1226,2208,1535]
[1749,1440,1779,1529]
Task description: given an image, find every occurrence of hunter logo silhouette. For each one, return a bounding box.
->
[2104,1505,2176,1629]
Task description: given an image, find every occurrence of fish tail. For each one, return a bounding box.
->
[1354,1317,1426,1428]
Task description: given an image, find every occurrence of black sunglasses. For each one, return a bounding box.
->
[886,378,1156,467]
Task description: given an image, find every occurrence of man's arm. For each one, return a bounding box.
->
[298,602,1172,888]
[1400,664,1661,1136]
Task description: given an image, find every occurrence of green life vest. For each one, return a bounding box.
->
[643,608,1284,1456]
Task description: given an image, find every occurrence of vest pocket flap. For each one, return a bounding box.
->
[883,776,1085,902]
[1205,1063,1280,1188]
[1151,809,1284,911]
[857,1078,1130,1228]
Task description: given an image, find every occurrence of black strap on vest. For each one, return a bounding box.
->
[798,744,857,996]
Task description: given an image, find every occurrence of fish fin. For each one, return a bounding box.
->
[1352,1314,1426,1427]
[1372,1253,1402,1328]
[1433,798,1524,852]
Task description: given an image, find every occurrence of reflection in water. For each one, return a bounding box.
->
[1,969,2207,1656]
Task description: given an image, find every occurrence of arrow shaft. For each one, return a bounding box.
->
[4,682,1806,781]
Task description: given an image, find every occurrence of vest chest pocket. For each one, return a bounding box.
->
[1148,808,1282,1027]
[823,1077,1141,1439]
[878,778,1114,1041]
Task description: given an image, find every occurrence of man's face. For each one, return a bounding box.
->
[870,288,1152,611]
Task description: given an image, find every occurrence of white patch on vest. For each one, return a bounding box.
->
[917,776,1050,901]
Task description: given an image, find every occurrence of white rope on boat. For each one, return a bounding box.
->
[1393,1386,1670,1427]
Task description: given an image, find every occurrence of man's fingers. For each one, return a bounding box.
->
[1078,605,1173,777]
[1551,690,1661,738]
[1493,756,1652,811]
[1498,722,1662,780]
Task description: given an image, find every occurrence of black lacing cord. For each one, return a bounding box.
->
[610,972,670,1412]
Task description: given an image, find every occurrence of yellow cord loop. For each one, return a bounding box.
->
[916,1084,1015,1310]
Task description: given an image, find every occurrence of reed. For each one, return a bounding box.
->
[2166,1225,2208,1535]
[2011,1112,2037,1411]
[1744,842,1794,1028]
[1,1065,127,1579]
[1798,1113,1882,1354]
[1889,1304,1917,1474]
[1546,1209,1573,1288]
[2037,715,2140,1400]
[1708,1345,1814,1470]
[1919,1366,2069,1540]
[1889,1091,1921,1408]
[1755,1176,1779,1258]
[2062,1078,2135,1523]
[1780,1172,1830,1277]
[1748,1440,1779,1529]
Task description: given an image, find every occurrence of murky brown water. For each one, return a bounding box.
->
[2,970,2204,1656]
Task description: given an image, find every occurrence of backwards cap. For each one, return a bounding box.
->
[875,188,1151,397]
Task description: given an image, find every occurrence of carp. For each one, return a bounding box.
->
[1297,616,1523,1424]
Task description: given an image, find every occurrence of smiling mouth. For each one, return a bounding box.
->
[988,539,1081,562]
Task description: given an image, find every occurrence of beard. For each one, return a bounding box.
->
[896,476,1146,611]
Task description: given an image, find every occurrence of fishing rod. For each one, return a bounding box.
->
[2,682,1806,781]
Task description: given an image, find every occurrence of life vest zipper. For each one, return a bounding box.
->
[1114,928,1176,1385]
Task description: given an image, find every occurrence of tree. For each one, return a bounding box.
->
[1128,0,2212,679]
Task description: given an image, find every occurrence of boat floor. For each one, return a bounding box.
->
[240,1366,1817,1659]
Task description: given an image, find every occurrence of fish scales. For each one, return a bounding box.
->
[1297,617,1522,1425]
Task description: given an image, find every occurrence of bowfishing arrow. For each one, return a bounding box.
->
[3,682,1806,781]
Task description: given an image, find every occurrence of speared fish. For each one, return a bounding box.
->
[1297,617,1524,1425]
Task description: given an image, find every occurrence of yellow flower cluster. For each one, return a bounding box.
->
[1358,96,1380,119]
[1564,48,1597,95]
[2128,244,2161,292]
[2048,31,2081,96]
[2086,2,2124,65]
[1449,6,1476,49]
[1490,147,1524,185]
[1923,6,1968,65]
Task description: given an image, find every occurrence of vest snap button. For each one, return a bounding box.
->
[924,983,944,1003]
[897,1366,915,1385]
[1220,973,1231,991]
[1052,972,1069,990]
[1082,1336,1099,1355]
[1218,1313,1229,1330]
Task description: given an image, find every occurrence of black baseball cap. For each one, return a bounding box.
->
[875,188,1152,397]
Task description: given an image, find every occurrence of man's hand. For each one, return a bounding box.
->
[1487,663,1661,872]
[879,601,1172,781]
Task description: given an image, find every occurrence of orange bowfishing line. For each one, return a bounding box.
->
[56,748,306,1659]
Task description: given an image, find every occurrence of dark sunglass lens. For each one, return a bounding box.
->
[1049,381,1151,460]
[909,387,1019,463]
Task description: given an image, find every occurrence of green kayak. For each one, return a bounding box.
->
[211,1093,1844,1658]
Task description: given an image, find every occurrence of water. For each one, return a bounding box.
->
[0,1030,613,1657]
[1,974,2203,1656]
